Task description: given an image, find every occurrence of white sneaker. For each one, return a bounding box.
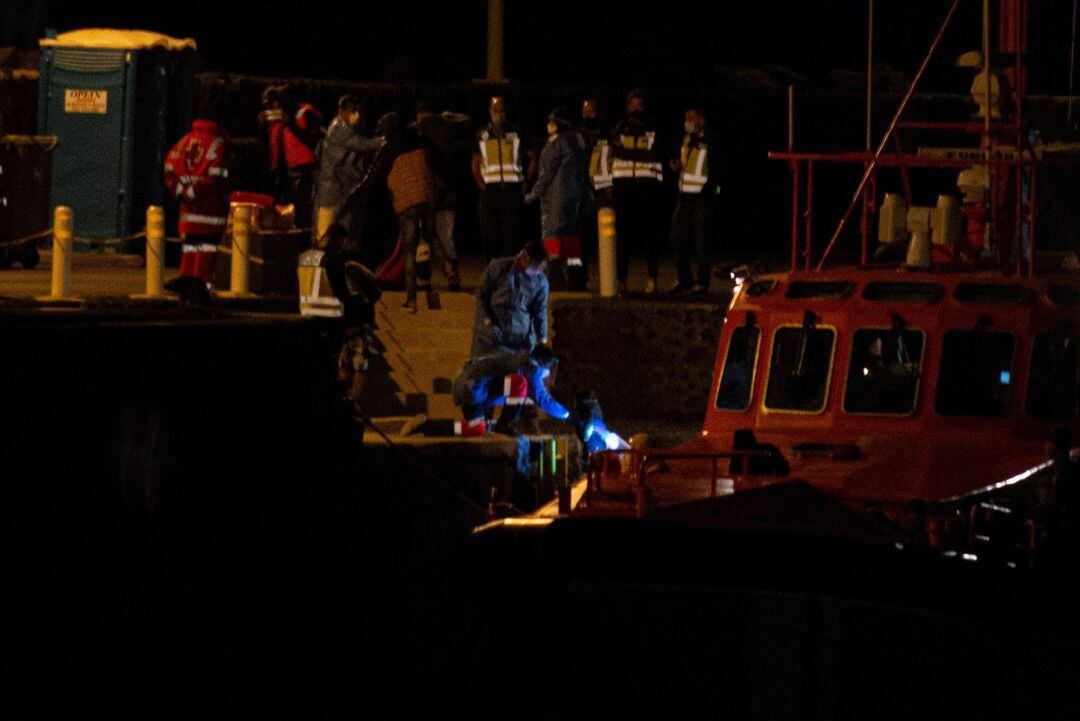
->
[644,278,657,294]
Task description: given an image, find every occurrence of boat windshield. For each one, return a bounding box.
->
[764,327,836,412]
[716,326,760,411]
[1026,333,1079,419]
[935,330,1015,416]
[843,328,924,414]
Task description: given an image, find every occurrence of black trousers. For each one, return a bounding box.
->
[479,184,524,259]
[613,180,663,281]
[670,193,715,288]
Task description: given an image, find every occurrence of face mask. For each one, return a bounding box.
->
[582,117,599,130]
[491,112,506,126]
[628,109,643,119]
[684,121,698,134]
[546,122,559,136]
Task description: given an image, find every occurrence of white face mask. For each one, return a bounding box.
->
[546,122,559,136]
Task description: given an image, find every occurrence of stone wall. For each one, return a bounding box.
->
[551,297,724,425]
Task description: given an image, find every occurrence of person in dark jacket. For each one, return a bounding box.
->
[471,240,549,357]
[526,107,589,290]
[345,112,439,314]
[611,88,666,293]
[669,105,722,293]
[314,96,384,250]
[412,101,461,290]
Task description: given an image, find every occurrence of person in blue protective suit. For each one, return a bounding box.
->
[471,240,550,357]
[451,343,569,437]
[396,342,568,439]
[399,343,570,436]
[571,390,629,463]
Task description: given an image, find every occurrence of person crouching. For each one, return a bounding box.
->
[451,343,570,436]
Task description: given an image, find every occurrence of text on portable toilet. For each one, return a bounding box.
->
[64,89,108,114]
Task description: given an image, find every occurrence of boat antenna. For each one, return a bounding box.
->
[816,0,962,271]
[1070,0,1078,125]
[866,0,874,151]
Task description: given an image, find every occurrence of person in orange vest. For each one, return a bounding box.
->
[283,101,323,227]
[163,108,230,292]
[344,112,439,314]
[258,85,323,226]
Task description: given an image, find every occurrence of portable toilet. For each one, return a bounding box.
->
[37,29,196,250]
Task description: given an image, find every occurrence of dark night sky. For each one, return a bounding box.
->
[13,1,1079,92]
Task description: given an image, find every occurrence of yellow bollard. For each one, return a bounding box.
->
[50,205,73,299]
[224,203,255,297]
[598,206,617,297]
[144,205,165,297]
[315,206,335,247]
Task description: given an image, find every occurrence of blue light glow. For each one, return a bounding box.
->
[1000,370,1011,385]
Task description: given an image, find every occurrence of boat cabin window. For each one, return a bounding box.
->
[954,283,1030,305]
[862,282,944,303]
[1026,333,1079,419]
[1048,286,1080,307]
[843,328,925,414]
[764,326,836,413]
[935,330,1016,416]
[745,280,778,298]
[785,281,853,300]
[716,326,761,411]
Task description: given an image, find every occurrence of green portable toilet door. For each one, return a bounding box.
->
[42,48,129,240]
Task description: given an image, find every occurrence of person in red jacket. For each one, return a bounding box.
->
[164,114,230,291]
[258,85,322,226]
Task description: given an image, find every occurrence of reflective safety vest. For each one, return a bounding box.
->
[589,139,613,190]
[678,135,710,194]
[611,131,663,182]
[297,249,344,318]
[478,129,524,184]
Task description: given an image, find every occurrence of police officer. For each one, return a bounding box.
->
[472,96,526,259]
[577,98,613,290]
[610,89,665,293]
[669,105,721,293]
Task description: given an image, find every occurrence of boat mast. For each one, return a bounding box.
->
[815,0,963,271]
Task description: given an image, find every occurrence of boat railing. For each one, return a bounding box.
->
[586,449,769,518]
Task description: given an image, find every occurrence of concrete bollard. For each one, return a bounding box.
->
[144,205,165,297]
[598,206,617,297]
[225,203,255,297]
[50,205,73,299]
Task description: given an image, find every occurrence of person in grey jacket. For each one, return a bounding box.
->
[313,95,383,249]
[525,107,590,289]
[471,240,550,357]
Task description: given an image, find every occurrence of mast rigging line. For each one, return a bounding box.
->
[815,0,963,272]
